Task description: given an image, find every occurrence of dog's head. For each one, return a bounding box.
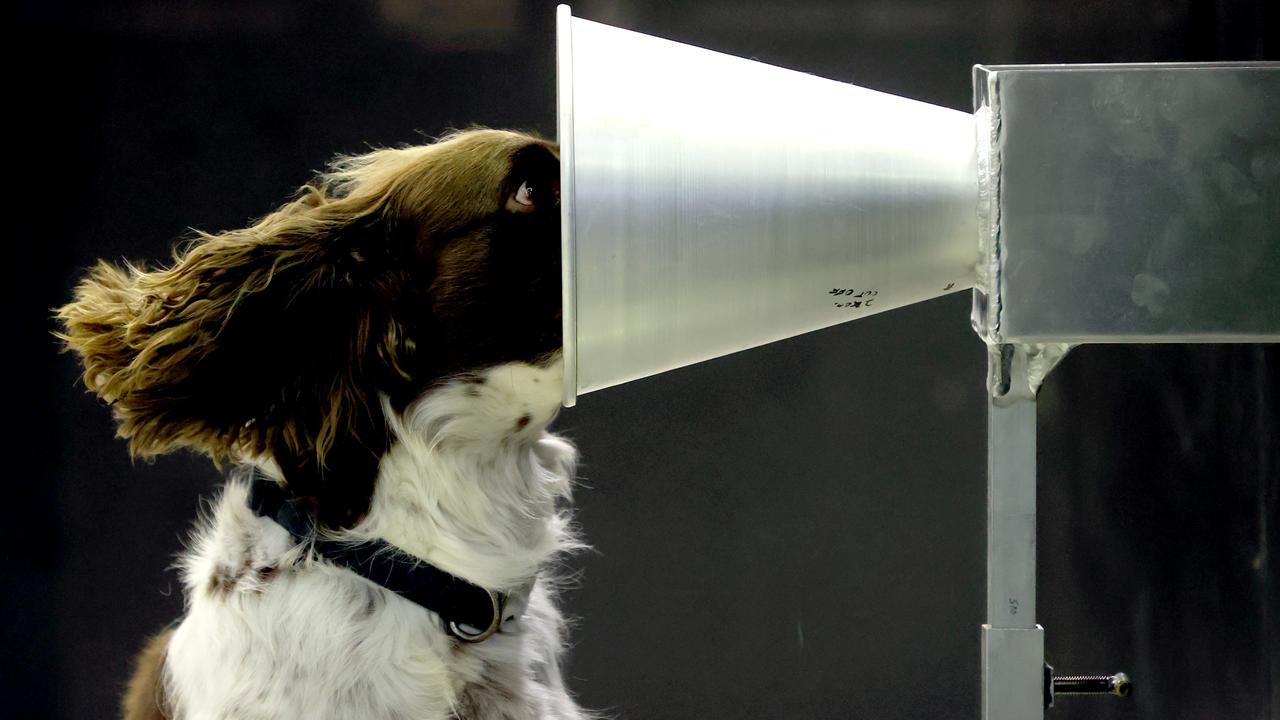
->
[58,129,562,527]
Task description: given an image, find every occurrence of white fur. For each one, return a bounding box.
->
[162,359,589,720]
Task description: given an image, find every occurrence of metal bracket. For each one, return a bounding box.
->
[982,625,1046,720]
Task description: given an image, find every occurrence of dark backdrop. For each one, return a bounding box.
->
[12,1,1277,718]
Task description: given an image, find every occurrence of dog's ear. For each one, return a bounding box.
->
[58,172,419,527]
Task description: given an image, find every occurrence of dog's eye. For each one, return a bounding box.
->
[506,177,558,213]
[513,181,536,207]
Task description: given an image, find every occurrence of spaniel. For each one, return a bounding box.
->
[58,129,588,720]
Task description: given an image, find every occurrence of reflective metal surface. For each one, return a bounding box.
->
[982,625,1045,720]
[558,6,979,405]
[983,344,1046,720]
[971,63,1280,720]
[973,63,1280,344]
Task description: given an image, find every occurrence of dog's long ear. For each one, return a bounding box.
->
[58,164,421,526]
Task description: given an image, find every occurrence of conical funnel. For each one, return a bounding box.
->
[557,6,979,406]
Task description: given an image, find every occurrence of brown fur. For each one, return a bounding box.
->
[58,129,535,465]
[121,629,173,720]
[57,129,558,527]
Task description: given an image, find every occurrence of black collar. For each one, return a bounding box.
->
[247,469,511,643]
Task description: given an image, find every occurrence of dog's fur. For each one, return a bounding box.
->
[59,129,588,720]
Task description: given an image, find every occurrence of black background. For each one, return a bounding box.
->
[11,1,1277,718]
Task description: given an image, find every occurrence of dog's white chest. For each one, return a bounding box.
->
[167,554,571,720]
[161,450,583,720]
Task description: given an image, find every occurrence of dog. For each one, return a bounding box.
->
[58,129,589,720]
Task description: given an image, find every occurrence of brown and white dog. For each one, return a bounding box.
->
[59,129,589,720]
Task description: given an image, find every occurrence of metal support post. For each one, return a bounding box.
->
[981,344,1067,720]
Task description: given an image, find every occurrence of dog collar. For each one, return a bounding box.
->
[247,469,516,643]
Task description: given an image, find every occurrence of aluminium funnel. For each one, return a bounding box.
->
[557,6,979,406]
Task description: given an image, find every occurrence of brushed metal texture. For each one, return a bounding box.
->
[558,7,979,404]
[973,63,1280,344]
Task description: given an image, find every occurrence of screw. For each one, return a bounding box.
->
[1053,672,1132,698]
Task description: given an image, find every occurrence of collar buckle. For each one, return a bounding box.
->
[448,589,503,642]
